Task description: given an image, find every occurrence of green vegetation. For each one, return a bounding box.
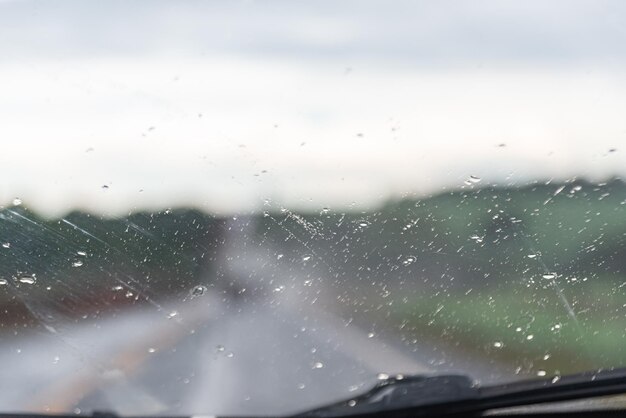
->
[0,208,221,327]
[392,278,626,377]
[257,179,626,376]
[0,179,624,375]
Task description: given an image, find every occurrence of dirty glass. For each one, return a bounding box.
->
[0,0,625,416]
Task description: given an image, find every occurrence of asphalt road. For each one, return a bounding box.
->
[0,289,431,416]
[0,217,507,416]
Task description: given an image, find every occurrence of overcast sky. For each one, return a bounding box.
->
[1,0,625,217]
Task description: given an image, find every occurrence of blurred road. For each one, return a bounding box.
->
[0,217,504,416]
[0,289,428,416]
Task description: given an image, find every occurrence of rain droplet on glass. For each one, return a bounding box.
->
[465,175,481,185]
[190,285,207,297]
[18,276,36,285]
[402,256,417,266]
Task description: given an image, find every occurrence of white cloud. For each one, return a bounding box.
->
[0,57,624,216]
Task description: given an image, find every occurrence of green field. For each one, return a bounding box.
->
[390,278,626,377]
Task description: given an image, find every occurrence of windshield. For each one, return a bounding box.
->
[1,0,625,416]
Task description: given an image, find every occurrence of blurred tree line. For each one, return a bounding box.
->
[0,179,623,326]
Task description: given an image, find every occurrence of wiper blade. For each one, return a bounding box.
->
[5,370,626,418]
[296,368,626,418]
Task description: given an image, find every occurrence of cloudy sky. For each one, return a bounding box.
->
[0,0,625,217]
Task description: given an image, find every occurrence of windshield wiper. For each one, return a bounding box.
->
[4,370,626,418]
[296,368,626,417]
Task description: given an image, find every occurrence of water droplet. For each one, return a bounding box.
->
[537,370,546,377]
[273,285,285,293]
[302,255,312,261]
[52,356,60,364]
[77,251,87,256]
[526,334,534,341]
[402,256,417,266]
[216,345,225,352]
[348,400,357,407]
[377,373,390,380]
[358,220,370,228]
[527,254,537,259]
[0,278,7,285]
[190,284,207,297]
[465,175,481,185]
[367,332,375,338]
[298,383,306,390]
[2,243,10,249]
[493,341,503,348]
[72,260,84,267]
[277,254,284,259]
[12,198,22,206]
[320,208,330,215]
[44,324,57,334]
[148,348,156,353]
[542,273,556,280]
[112,285,123,291]
[395,374,405,380]
[312,362,324,369]
[18,275,36,285]
[543,354,551,360]
[551,376,561,384]
[167,311,178,319]
[470,235,484,243]
[226,352,234,358]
